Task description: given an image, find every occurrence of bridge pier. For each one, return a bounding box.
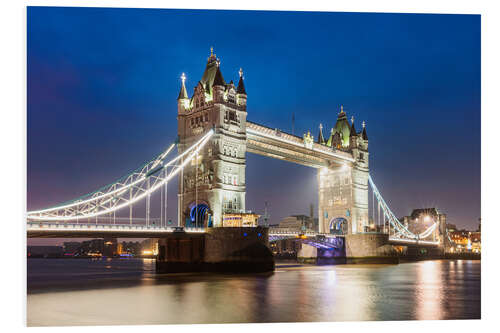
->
[156,227,274,273]
[344,233,399,264]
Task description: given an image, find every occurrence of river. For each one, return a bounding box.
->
[27,258,480,326]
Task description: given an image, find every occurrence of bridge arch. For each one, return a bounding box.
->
[329,217,347,235]
[187,201,211,228]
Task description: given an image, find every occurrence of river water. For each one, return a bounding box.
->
[27,258,480,326]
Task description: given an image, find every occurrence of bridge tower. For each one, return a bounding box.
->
[177,48,248,228]
[317,108,370,235]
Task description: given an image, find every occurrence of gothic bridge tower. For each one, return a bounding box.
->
[177,48,248,228]
[317,106,370,234]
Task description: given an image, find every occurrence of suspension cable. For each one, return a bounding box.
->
[27,130,214,221]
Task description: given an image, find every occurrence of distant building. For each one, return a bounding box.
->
[63,242,81,254]
[272,238,301,256]
[470,231,481,253]
[449,229,481,253]
[401,208,446,235]
[279,215,314,231]
[27,246,64,258]
[222,212,260,227]
[103,238,118,257]
[141,238,159,256]
[119,241,141,255]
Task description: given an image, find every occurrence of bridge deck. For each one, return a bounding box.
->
[26,223,440,247]
[246,121,354,168]
[26,223,205,238]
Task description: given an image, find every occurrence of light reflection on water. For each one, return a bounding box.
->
[27,258,480,326]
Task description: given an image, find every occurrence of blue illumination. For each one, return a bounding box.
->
[190,203,209,227]
[258,233,262,237]
[243,232,248,237]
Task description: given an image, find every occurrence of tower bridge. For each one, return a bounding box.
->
[27,48,449,270]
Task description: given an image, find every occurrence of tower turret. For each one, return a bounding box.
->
[317,123,325,144]
[332,105,351,148]
[177,73,189,113]
[361,121,368,140]
[349,116,357,148]
[236,68,247,107]
[212,62,226,103]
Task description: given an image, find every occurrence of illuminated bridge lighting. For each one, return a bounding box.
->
[27,130,214,221]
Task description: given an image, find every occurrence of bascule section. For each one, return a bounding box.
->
[176,48,251,228]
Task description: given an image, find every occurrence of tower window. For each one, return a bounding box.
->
[227,110,237,121]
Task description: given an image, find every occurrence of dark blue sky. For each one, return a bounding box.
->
[27,7,480,236]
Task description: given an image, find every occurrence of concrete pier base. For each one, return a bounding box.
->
[156,227,275,273]
[345,233,399,264]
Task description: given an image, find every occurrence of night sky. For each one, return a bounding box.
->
[27,7,480,244]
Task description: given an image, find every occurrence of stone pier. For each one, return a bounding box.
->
[345,233,399,263]
[156,227,274,273]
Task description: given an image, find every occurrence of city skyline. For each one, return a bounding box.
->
[28,8,480,241]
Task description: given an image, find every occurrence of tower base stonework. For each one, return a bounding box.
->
[318,164,369,235]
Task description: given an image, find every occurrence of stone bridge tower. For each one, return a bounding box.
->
[177,49,248,228]
[317,107,370,235]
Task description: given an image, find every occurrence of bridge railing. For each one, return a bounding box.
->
[26,221,206,233]
[268,227,340,238]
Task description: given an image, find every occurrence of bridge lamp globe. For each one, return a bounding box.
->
[424,215,431,223]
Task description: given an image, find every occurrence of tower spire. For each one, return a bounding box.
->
[177,72,188,100]
[213,64,225,87]
[207,46,217,63]
[350,116,357,137]
[361,121,368,140]
[237,67,246,94]
[317,123,326,144]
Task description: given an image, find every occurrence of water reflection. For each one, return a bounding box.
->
[27,259,480,326]
[415,261,444,320]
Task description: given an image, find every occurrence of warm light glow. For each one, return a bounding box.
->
[424,215,430,222]
[142,250,153,255]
